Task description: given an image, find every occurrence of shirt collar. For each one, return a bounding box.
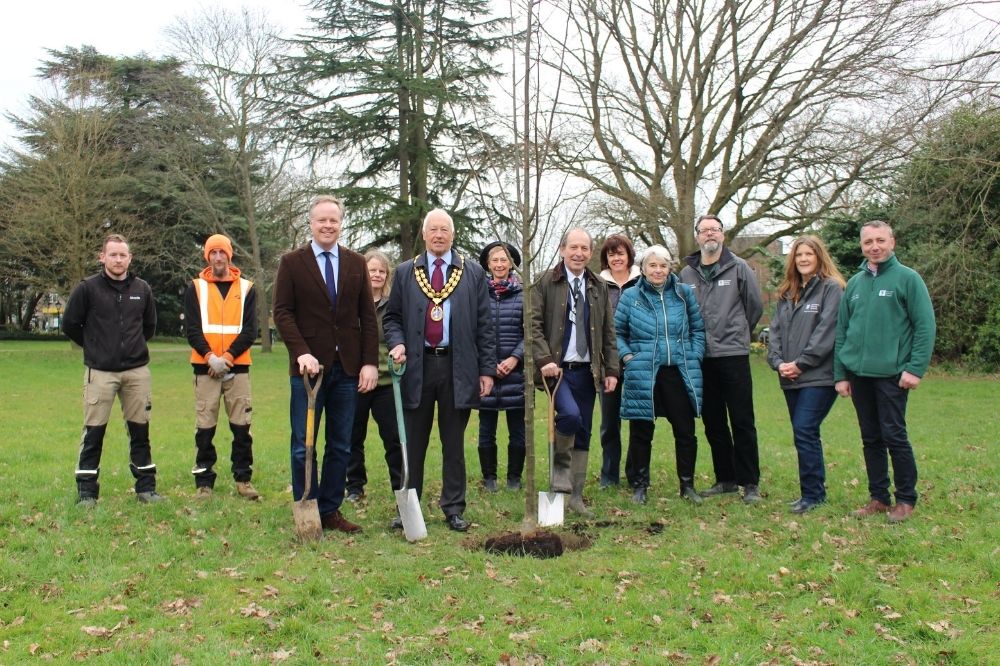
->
[426,249,453,266]
[312,240,338,258]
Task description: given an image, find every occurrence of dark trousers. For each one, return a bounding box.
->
[404,355,470,517]
[194,423,254,488]
[848,373,918,506]
[599,382,624,484]
[701,355,760,486]
[347,384,403,494]
[783,386,837,503]
[478,408,526,480]
[288,362,357,516]
[625,366,698,490]
[554,366,597,451]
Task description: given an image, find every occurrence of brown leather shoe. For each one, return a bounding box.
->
[852,498,891,518]
[887,502,914,523]
[321,510,362,533]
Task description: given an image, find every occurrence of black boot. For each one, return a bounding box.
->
[193,426,218,489]
[676,438,702,504]
[76,423,107,500]
[506,445,525,490]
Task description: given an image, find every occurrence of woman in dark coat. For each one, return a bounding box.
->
[476,241,526,491]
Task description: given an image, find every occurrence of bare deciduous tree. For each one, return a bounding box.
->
[168,7,292,351]
[547,0,998,257]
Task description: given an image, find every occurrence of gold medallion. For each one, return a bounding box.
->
[430,304,444,321]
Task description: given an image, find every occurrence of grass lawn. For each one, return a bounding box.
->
[0,340,997,664]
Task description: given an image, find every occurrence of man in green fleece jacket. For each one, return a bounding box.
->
[834,220,935,524]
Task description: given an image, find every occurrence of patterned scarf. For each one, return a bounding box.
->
[488,274,520,299]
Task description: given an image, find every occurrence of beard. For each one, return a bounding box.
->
[701,240,721,254]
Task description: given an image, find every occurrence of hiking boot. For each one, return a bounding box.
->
[77,496,97,508]
[236,482,260,501]
[506,478,522,491]
[742,485,763,504]
[345,491,363,503]
[483,478,498,493]
[700,482,739,497]
[195,486,213,499]
[887,502,914,524]
[680,486,704,505]
[136,491,165,504]
[852,499,891,518]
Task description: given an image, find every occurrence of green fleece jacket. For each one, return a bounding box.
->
[834,254,936,380]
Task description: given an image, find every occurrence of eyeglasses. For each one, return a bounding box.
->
[697,226,723,235]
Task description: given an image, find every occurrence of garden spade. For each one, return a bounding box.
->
[389,359,427,542]
[292,367,324,542]
[538,372,565,527]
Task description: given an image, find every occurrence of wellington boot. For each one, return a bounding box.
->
[551,431,574,493]
[568,449,595,519]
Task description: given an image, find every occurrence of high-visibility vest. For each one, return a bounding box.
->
[189,277,253,365]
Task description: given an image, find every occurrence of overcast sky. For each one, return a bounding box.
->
[0,0,310,150]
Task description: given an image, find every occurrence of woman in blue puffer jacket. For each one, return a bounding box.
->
[616,245,706,505]
[476,241,526,491]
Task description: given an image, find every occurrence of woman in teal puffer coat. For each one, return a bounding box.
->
[616,245,706,505]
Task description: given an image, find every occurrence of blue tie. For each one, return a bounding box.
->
[322,251,338,310]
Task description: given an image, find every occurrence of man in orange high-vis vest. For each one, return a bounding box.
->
[184,234,260,500]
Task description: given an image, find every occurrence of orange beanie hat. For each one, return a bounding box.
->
[204,234,234,261]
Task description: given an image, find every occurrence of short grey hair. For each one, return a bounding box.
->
[639,244,672,270]
[694,214,724,233]
[422,208,454,233]
[861,219,894,238]
[308,195,345,218]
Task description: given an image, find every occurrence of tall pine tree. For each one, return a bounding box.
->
[275,0,510,257]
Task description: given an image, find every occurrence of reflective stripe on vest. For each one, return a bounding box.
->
[190,277,253,364]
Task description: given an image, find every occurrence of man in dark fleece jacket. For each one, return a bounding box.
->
[835,220,936,524]
[63,233,161,506]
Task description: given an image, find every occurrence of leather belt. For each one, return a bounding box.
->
[562,361,589,370]
[424,346,449,356]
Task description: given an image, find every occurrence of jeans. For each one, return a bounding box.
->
[289,362,358,516]
[554,366,597,451]
[848,373,918,506]
[783,386,837,503]
[599,381,624,484]
[701,355,760,486]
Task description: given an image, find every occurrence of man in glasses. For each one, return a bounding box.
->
[680,214,764,504]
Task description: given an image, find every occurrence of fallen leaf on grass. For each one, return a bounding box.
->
[652,615,662,625]
[874,623,904,644]
[877,605,902,620]
[925,619,962,638]
[262,585,279,598]
[712,592,732,604]
[577,638,604,652]
[269,648,294,662]
[240,603,271,618]
[29,643,40,655]
[509,630,535,642]
[704,655,722,665]
[161,598,202,616]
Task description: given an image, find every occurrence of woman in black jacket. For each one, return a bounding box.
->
[476,241,526,491]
